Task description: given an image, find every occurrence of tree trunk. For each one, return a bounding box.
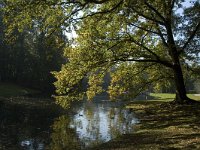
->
[164,16,198,104]
[172,64,193,104]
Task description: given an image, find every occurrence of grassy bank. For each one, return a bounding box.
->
[149,93,200,101]
[0,83,61,110]
[91,94,200,150]
[0,82,39,97]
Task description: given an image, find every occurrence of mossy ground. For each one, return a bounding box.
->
[90,93,200,150]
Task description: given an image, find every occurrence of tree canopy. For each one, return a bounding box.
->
[3,0,200,107]
[0,0,66,92]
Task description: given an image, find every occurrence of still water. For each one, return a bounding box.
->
[0,98,138,150]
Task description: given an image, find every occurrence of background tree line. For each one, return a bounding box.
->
[0,1,66,93]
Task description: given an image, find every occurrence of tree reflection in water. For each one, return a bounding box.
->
[49,100,138,149]
[48,115,81,150]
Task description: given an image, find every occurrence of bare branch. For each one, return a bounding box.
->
[155,23,168,47]
[126,33,160,59]
[131,6,165,25]
[170,0,176,14]
[129,23,162,35]
[181,21,200,53]
[77,0,123,20]
[27,0,86,7]
[84,0,110,4]
[114,56,173,68]
[144,0,166,22]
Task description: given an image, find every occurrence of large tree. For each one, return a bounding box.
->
[3,0,200,107]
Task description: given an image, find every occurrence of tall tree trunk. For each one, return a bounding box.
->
[165,21,190,103]
[172,63,192,104]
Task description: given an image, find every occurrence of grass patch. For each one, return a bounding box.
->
[149,93,175,101]
[90,94,200,150]
[187,94,200,100]
[147,93,200,102]
[0,82,39,97]
[0,83,63,112]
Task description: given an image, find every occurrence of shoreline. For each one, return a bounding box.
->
[89,100,200,150]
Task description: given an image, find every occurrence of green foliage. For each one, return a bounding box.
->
[0,1,66,92]
[3,0,66,40]
[53,0,200,107]
[3,0,200,107]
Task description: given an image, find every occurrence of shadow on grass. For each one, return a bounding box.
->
[89,101,200,150]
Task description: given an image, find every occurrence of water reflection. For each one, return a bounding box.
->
[48,100,138,149]
[48,116,81,150]
[0,104,56,150]
[21,139,44,150]
[0,98,138,150]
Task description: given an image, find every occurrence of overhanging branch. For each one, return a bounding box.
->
[144,0,166,22]
[129,23,162,35]
[126,33,160,59]
[155,23,168,47]
[115,57,173,68]
[84,0,109,4]
[77,0,123,19]
[130,6,165,25]
[180,21,200,54]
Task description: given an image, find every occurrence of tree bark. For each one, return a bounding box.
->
[165,22,195,104]
[172,63,194,104]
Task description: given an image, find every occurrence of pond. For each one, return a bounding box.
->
[0,97,138,150]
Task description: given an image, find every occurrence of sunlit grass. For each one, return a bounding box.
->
[150,93,175,101]
[188,94,200,100]
[90,93,200,150]
[149,93,200,102]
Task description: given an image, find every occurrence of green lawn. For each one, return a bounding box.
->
[149,93,200,101]
[90,93,200,150]
[0,82,39,97]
